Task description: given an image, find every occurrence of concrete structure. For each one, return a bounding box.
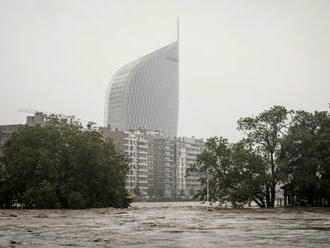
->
[125,130,149,197]
[176,137,205,199]
[148,133,176,199]
[26,112,46,127]
[105,129,204,200]
[103,129,152,198]
[105,40,179,137]
[102,128,125,152]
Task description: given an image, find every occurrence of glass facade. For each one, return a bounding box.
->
[105,41,179,137]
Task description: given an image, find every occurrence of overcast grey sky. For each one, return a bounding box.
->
[0,0,329,141]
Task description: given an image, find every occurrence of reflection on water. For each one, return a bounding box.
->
[1,202,330,247]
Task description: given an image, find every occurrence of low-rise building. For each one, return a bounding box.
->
[26,112,46,127]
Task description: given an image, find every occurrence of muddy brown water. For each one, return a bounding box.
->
[1,202,330,247]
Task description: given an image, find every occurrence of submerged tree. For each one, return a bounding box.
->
[0,121,131,209]
[189,137,233,205]
[237,105,290,207]
[189,137,266,207]
[192,105,330,208]
[190,106,291,208]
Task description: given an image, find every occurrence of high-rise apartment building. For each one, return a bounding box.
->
[105,129,204,200]
[176,137,205,199]
[103,129,153,197]
[104,40,179,137]
[148,133,176,199]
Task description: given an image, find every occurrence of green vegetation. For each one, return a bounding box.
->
[0,119,131,209]
[281,110,330,206]
[189,105,330,208]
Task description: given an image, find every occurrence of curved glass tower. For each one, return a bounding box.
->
[105,40,179,137]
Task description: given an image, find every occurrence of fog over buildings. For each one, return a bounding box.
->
[1,0,330,141]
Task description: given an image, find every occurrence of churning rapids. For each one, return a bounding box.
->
[1,202,330,247]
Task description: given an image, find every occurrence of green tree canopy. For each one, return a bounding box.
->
[316,117,330,203]
[190,106,292,208]
[189,137,267,208]
[237,105,290,207]
[280,110,330,206]
[0,121,131,209]
[191,105,330,208]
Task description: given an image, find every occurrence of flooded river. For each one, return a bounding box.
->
[1,202,330,247]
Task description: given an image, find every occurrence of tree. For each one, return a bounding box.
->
[316,117,330,205]
[237,105,290,207]
[189,137,265,208]
[190,105,330,208]
[280,110,330,206]
[0,120,131,209]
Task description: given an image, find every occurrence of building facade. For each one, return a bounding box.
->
[176,137,205,199]
[147,133,176,199]
[26,112,46,127]
[103,129,152,198]
[105,129,204,200]
[104,41,179,137]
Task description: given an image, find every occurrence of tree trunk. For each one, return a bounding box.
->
[269,152,276,208]
[269,184,276,208]
[265,186,272,208]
